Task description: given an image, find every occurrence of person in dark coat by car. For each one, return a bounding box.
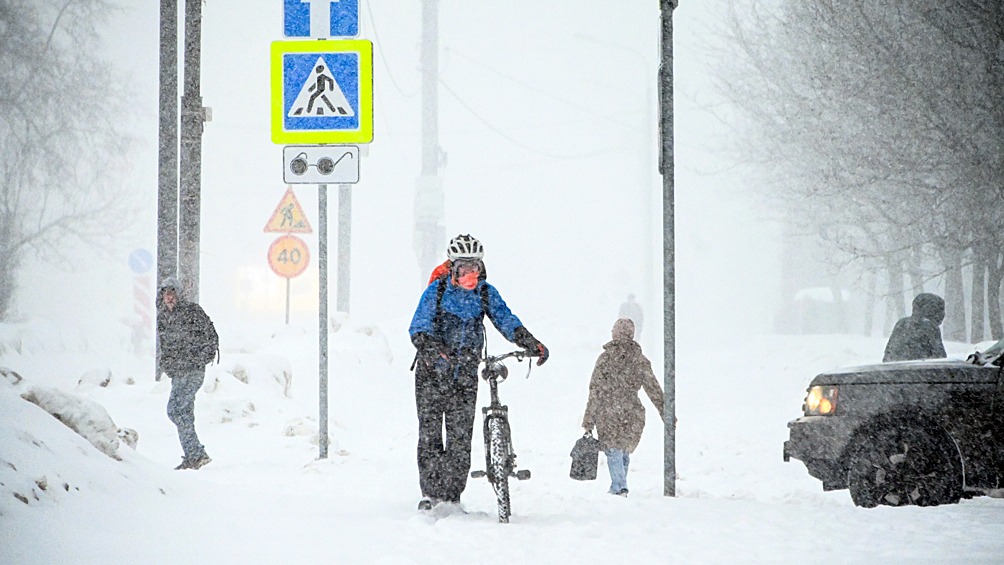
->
[582,318,664,497]
[883,292,947,362]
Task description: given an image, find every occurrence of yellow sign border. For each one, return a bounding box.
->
[270,39,373,144]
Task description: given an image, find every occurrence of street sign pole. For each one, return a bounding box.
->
[277,1,366,462]
[318,184,329,459]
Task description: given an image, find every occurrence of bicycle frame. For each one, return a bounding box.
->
[471,349,535,523]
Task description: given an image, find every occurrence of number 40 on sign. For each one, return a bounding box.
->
[268,235,310,279]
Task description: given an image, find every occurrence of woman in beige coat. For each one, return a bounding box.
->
[582,318,665,496]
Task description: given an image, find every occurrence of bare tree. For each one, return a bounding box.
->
[716,0,1004,339]
[0,0,137,319]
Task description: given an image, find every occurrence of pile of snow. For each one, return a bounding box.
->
[19,386,128,459]
[0,383,161,518]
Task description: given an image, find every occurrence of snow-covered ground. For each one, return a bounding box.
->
[3,318,1003,564]
[4,1,1003,563]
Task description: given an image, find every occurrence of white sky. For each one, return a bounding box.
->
[15,0,780,358]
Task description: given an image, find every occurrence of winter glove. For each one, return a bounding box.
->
[411,332,450,359]
[513,326,549,366]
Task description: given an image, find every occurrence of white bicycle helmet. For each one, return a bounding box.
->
[447,234,484,261]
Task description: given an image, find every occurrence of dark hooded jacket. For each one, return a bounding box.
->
[582,319,665,453]
[157,278,218,375]
[882,293,947,362]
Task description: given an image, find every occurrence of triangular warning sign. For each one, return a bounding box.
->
[287,56,355,118]
[264,187,312,233]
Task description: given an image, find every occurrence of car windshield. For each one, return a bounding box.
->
[984,338,1004,357]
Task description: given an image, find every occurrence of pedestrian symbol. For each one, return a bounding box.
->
[264,187,313,234]
[287,57,355,117]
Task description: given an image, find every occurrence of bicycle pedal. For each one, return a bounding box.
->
[470,470,486,478]
[515,470,531,480]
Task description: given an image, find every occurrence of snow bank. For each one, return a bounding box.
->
[0,383,163,519]
[19,386,125,459]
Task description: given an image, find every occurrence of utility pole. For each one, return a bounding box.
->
[179,0,207,301]
[414,0,445,280]
[660,0,677,498]
[156,0,178,381]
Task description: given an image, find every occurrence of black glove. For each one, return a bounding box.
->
[412,333,450,359]
[513,326,548,366]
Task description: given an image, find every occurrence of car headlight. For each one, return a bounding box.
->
[804,385,838,416]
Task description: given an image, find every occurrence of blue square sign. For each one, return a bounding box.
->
[271,40,373,144]
[284,0,359,38]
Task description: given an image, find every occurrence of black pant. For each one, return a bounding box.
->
[415,355,479,503]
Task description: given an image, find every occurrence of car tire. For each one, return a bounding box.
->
[847,424,962,508]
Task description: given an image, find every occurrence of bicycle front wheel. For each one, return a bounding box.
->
[487,417,511,523]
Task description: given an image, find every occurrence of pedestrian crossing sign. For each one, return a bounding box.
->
[271,40,373,144]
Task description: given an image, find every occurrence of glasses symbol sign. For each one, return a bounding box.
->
[289,151,353,176]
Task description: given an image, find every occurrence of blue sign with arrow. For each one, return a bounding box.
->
[284,0,358,38]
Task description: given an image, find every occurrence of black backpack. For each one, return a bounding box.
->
[204,318,220,365]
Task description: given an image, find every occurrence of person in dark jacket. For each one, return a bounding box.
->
[157,277,218,470]
[883,292,947,362]
[582,318,664,497]
[408,234,548,511]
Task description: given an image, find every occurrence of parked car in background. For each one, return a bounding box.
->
[784,346,1004,508]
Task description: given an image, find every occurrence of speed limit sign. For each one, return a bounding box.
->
[268,235,310,278]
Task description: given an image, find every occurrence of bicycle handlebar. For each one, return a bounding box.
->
[482,348,538,365]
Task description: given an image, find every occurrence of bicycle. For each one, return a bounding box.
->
[469,348,539,523]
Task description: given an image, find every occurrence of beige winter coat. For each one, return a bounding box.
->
[581,330,665,453]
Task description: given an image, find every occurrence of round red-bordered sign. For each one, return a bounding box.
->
[268,235,310,278]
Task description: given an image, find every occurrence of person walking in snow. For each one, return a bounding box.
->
[409,234,549,511]
[882,292,947,362]
[582,318,664,497]
[156,277,218,470]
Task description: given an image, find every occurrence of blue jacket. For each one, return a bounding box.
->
[409,279,523,356]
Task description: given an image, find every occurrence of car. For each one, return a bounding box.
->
[783,348,1004,508]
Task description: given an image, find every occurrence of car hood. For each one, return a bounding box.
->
[810,358,1000,386]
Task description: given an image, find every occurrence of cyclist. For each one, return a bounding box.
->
[409,234,549,511]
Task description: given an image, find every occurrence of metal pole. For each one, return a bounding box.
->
[285,278,290,325]
[179,0,204,301]
[414,0,444,280]
[156,0,178,381]
[336,184,351,313]
[319,184,329,459]
[659,0,677,497]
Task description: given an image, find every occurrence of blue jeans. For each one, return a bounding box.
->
[605,448,630,494]
[167,371,207,460]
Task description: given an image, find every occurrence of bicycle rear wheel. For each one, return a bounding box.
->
[487,417,511,523]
